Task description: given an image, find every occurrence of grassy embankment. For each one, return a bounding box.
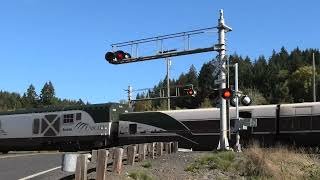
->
[185,145,320,179]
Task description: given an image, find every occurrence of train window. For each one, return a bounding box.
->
[280,117,293,131]
[292,118,300,131]
[63,114,74,124]
[253,118,276,132]
[312,115,320,130]
[76,113,81,120]
[296,116,311,130]
[239,111,252,118]
[183,120,219,133]
[129,124,137,134]
[33,118,40,134]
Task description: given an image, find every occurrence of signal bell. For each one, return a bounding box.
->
[230,95,252,106]
[105,51,131,63]
[241,95,252,106]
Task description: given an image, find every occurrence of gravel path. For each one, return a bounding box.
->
[85,151,241,180]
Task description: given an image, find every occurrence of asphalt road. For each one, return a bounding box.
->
[0,152,74,180]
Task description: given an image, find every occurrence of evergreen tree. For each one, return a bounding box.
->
[26,84,38,107]
[198,62,215,104]
[40,81,55,106]
[186,65,198,87]
[252,56,268,96]
[288,66,314,102]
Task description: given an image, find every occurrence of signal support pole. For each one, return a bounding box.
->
[234,63,241,152]
[128,85,133,108]
[313,53,316,102]
[217,9,232,150]
[166,57,171,110]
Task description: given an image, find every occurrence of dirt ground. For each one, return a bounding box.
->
[86,151,241,180]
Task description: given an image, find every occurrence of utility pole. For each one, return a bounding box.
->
[128,85,133,108]
[217,9,231,150]
[313,53,316,102]
[166,57,171,110]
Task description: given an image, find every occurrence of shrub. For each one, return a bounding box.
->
[127,170,153,180]
[185,151,235,172]
[142,161,152,168]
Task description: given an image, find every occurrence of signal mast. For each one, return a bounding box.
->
[105,10,232,150]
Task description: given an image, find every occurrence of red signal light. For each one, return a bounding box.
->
[117,53,123,59]
[187,88,194,96]
[115,51,125,61]
[105,50,131,64]
[223,91,231,98]
[184,87,196,97]
[221,88,233,99]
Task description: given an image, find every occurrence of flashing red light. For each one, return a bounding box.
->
[115,51,125,61]
[223,91,231,98]
[221,88,233,99]
[105,50,131,64]
[187,88,194,96]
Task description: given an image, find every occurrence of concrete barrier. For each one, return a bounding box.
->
[62,153,78,172]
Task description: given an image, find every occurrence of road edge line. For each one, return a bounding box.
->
[18,166,61,180]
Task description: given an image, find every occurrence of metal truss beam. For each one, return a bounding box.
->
[110,46,221,65]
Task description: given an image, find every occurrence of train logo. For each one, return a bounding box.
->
[39,114,60,136]
[75,122,93,131]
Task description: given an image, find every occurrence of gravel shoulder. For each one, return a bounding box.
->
[86,151,241,180]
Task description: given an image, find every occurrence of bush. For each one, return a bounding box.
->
[142,161,152,168]
[185,151,235,172]
[185,145,320,180]
[127,170,153,180]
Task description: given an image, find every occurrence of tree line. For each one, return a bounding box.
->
[1,47,319,112]
[133,47,320,111]
[0,81,85,111]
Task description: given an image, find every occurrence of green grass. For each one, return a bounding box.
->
[141,161,152,168]
[185,147,320,180]
[127,170,153,180]
[185,151,236,173]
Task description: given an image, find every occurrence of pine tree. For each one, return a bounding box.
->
[40,81,55,106]
[198,62,215,103]
[26,84,38,107]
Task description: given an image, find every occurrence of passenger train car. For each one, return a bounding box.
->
[0,103,128,153]
[118,102,320,150]
[0,102,319,152]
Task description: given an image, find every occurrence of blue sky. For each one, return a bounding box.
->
[0,0,319,103]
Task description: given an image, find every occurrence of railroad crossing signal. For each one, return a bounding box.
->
[221,88,233,100]
[211,56,228,78]
[104,26,223,65]
[185,87,196,97]
[106,9,232,151]
[230,94,252,106]
[105,51,131,63]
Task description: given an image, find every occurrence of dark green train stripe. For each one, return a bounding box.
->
[120,112,190,131]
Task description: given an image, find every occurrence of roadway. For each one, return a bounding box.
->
[0,152,74,180]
